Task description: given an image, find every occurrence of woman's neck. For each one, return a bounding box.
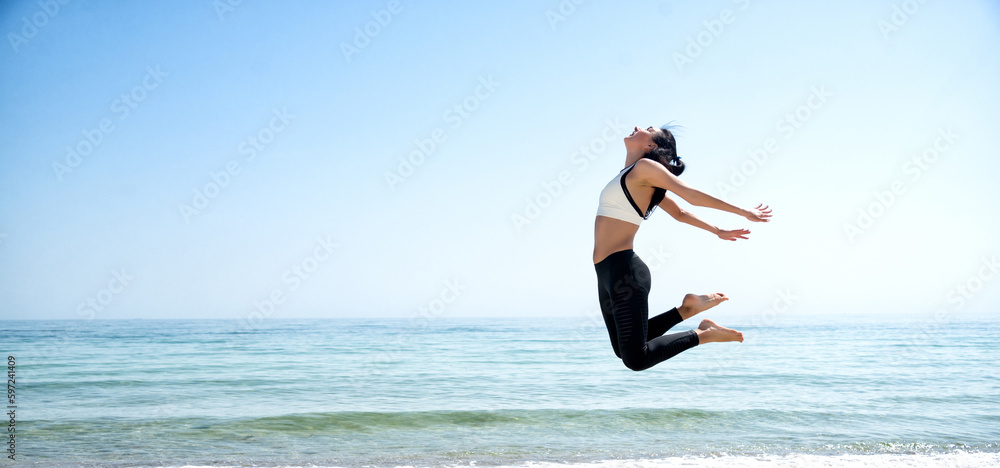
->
[624,150,646,168]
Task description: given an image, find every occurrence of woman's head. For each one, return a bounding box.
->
[624,124,684,176]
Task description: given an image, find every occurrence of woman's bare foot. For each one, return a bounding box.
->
[695,319,744,344]
[678,293,729,320]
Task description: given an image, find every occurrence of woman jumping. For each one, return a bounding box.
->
[593,124,772,371]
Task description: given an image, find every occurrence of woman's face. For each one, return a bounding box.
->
[624,126,660,152]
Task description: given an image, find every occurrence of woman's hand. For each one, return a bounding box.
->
[743,204,772,222]
[717,228,750,241]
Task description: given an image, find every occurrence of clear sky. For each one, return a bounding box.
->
[1,0,999,325]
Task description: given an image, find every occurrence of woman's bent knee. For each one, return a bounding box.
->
[621,355,648,372]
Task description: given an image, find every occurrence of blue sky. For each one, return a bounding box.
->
[1,0,998,325]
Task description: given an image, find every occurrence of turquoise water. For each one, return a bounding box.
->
[3,315,999,467]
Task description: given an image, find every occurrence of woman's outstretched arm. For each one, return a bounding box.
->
[636,159,772,222]
[657,195,753,241]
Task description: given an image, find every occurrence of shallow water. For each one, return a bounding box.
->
[3,314,998,466]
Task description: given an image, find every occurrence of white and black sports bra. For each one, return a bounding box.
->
[595,162,657,226]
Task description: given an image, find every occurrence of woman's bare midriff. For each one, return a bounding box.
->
[593,215,641,264]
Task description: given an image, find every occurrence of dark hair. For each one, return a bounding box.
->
[641,123,685,213]
[644,124,684,176]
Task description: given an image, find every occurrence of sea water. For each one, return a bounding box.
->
[3,314,998,467]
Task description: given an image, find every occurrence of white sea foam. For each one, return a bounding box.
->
[501,452,1000,468]
[170,452,1000,467]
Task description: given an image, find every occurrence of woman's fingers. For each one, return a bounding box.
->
[722,230,750,240]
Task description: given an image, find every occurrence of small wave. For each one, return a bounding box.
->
[210,407,742,432]
[32,452,1000,468]
[22,407,1000,445]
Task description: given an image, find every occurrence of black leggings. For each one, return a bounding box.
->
[595,249,700,371]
